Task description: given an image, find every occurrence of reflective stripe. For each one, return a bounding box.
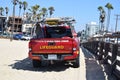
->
[108,59,111,64]
[98,47,100,50]
[116,65,120,71]
[103,49,105,52]
[117,56,120,61]
[108,52,112,57]
[102,55,105,58]
[97,52,99,55]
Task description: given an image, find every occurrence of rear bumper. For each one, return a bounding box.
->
[28,51,79,61]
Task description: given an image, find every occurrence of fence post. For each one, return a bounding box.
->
[103,43,110,64]
[97,41,104,60]
[113,44,120,79]
[111,44,118,74]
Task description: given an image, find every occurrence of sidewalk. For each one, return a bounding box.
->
[79,47,86,80]
[81,46,117,80]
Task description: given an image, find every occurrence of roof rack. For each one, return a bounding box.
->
[38,17,75,26]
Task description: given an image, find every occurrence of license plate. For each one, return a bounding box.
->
[48,54,57,60]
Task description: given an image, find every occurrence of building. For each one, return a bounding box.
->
[80,30,87,42]
[7,16,23,32]
[22,13,35,34]
[85,22,99,39]
[22,23,33,34]
[0,16,7,34]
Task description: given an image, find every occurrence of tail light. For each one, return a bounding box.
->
[73,40,77,51]
[73,47,77,51]
[29,42,32,51]
[73,40,79,55]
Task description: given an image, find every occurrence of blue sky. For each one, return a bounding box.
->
[0,0,120,32]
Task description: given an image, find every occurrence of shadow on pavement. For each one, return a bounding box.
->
[9,58,69,72]
[81,46,117,80]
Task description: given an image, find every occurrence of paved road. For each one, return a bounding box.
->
[0,39,117,80]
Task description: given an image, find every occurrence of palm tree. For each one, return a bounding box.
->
[18,1,23,17]
[5,7,9,33]
[22,1,28,24]
[98,6,106,32]
[41,7,47,18]
[23,1,28,15]
[28,4,40,22]
[0,7,4,16]
[10,0,18,41]
[28,4,40,36]
[15,1,23,32]
[98,6,104,13]
[105,3,113,32]
[98,6,104,31]
[48,6,55,17]
[37,13,42,21]
[5,7,9,16]
[33,4,40,21]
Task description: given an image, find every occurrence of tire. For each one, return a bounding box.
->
[72,56,80,68]
[32,60,41,68]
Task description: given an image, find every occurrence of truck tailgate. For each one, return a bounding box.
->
[30,38,73,54]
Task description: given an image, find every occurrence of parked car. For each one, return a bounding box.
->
[21,34,32,40]
[13,33,23,40]
[0,33,10,38]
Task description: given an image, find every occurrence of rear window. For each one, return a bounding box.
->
[46,27,73,38]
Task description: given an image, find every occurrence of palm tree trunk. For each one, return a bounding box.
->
[19,8,21,17]
[23,10,26,23]
[99,13,101,33]
[10,2,15,41]
[16,8,21,32]
[5,13,8,33]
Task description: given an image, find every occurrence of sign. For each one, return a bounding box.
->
[40,45,64,49]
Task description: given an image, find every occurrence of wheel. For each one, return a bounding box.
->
[72,56,80,68]
[32,60,41,68]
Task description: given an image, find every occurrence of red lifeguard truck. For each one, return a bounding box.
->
[28,17,80,68]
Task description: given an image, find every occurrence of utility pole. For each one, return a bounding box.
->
[115,14,120,32]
